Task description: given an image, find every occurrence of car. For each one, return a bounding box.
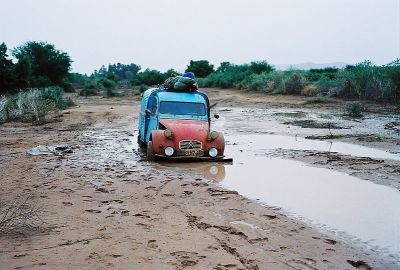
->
[138,87,225,160]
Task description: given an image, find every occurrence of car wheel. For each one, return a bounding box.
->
[146,141,156,161]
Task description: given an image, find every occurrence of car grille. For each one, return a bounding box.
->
[179,140,202,150]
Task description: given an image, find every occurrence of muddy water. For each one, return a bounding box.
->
[222,151,400,260]
[229,134,400,161]
[158,134,400,262]
[82,112,400,261]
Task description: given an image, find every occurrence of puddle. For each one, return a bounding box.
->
[220,152,400,260]
[158,133,400,262]
[213,107,400,142]
[229,134,400,161]
[80,113,400,262]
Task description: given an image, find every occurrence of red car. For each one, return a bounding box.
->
[138,88,225,160]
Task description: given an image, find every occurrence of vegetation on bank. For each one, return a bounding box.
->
[0,41,75,123]
[0,87,74,124]
[197,60,400,105]
[1,39,399,124]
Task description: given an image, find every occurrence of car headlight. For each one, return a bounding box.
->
[208,147,218,158]
[164,146,174,156]
[208,131,219,140]
[164,129,173,139]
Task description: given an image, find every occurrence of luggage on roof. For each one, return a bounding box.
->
[163,73,198,92]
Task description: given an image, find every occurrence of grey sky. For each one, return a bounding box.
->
[1,0,399,74]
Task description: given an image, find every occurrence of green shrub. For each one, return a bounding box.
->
[97,77,117,90]
[244,72,270,92]
[284,72,307,95]
[249,61,274,74]
[40,87,67,109]
[382,59,400,103]
[267,71,287,94]
[80,77,117,97]
[198,61,274,89]
[337,61,386,100]
[307,67,339,82]
[315,76,341,95]
[138,84,149,93]
[80,88,98,96]
[346,102,363,117]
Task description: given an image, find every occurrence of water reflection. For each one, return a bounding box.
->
[158,162,226,181]
[220,153,400,260]
[156,134,400,261]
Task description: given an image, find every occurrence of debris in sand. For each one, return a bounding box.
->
[384,122,400,133]
[27,145,72,156]
[283,120,347,129]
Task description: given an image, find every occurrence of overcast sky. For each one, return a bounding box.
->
[1,0,399,74]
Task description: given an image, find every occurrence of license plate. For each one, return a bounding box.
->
[180,149,204,157]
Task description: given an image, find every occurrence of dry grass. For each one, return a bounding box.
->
[0,194,46,235]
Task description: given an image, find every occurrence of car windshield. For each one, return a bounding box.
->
[159,101,206,116]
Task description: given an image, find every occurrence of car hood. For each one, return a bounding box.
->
[159,119,209,140]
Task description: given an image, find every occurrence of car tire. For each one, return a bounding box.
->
[147,141,156,161]
[137,135,145,148]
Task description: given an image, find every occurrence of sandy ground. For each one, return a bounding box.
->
[0,88,399,269]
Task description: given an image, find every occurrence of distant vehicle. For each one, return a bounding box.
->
[138,87,225,160]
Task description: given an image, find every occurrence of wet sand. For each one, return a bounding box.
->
[0,89,399,269]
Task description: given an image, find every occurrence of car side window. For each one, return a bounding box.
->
[150,97,158,115]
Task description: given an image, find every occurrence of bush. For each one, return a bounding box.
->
[338,61,386,100]
[97,77,117,90]
[198,61,274,89]
[346,102,363,117]
[41,87,68,109]
[307,67,339,82]
[0,87,72,123]
[80,77,117,97]
[284,72,307,95]
[315,76,341,96]
[80,88,98,96]
[138,84,149,93]
[301,84,317,96]
[0,95,12,122]
[244,72,271,92]
[249,61,274,74]
[383,59,400,103]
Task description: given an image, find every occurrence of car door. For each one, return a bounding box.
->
[146,96,159,142]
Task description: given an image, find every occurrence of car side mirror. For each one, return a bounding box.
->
[214,114,220,119]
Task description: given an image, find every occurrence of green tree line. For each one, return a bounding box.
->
[0,41,72,95]
[2,40,399,104]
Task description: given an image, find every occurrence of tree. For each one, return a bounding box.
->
[0,43,15,94]
[132,69,166,86]
[216,62,234,73]
[249,61,274,74]
[185,60,214,78]
[12,41,71,88]
[14,54,32,89]
[92,63,141,81]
